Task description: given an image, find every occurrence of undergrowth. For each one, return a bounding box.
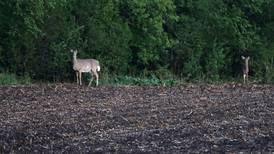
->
[0,73,31,85]
[98,75,181,86]
[0,73,265,86]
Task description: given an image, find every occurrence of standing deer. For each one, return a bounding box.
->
[71,49,100,86]
[241,56,250,84]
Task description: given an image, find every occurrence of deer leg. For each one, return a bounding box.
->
[76,71,79,85]
[94,71,99,86]
[243,74,246,84]
[79,72,82,85]
[88,72,94,86]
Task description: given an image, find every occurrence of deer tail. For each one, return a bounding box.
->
[97,65,101,72]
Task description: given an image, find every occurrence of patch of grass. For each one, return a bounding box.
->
[0,73,31,85]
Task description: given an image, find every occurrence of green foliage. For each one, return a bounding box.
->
[100,75,179,86]
[204,40,226,80]
[0,73,31,85]
[1,0,274,84]
[120,0,177,71]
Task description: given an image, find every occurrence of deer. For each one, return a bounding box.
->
[71,49,100,86]
[241,56,250,84]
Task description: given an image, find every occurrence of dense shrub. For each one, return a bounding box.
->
[0,0,273,83]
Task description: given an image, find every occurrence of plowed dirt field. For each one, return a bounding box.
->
[0,84,274,153]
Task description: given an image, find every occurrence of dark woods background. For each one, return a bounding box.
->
[0,0,274,83]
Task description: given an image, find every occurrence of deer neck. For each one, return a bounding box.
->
[73,52,77,64]
[244,60,249,72]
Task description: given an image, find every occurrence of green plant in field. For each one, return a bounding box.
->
[0,73,31,85]
[0,73,18,85]
[99,74,179,86]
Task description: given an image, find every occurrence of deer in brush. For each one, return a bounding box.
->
[71,49,100,86]
[241,56,250,84]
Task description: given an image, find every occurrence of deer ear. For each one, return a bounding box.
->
[247,56,250,60]
[241,56,245,60]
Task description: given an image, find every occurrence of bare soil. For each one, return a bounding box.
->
[0,83,274,153]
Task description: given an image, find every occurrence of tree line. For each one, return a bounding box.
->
[0,0,273,83]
